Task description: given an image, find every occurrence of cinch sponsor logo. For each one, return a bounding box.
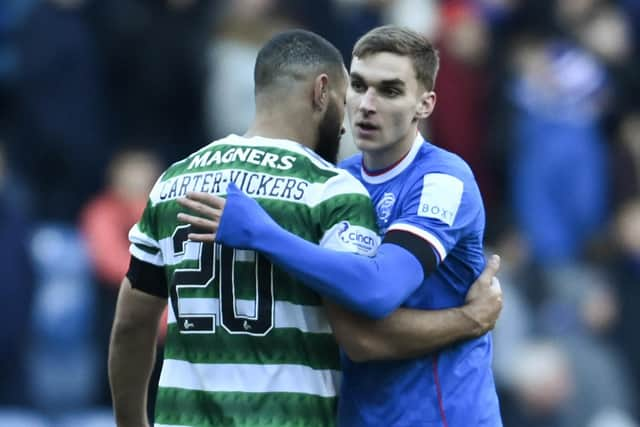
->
[337,221,377,252]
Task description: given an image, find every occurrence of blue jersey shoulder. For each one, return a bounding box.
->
[413,141,476,182]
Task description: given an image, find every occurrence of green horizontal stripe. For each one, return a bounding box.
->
[155,387,337,427]
[163,325,339,370]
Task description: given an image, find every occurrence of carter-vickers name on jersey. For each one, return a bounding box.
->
[151,170,308,205]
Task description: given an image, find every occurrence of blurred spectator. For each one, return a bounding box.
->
[507,34,609,268]
[91,0,214,162]
[0,143,35,406]
[501,335,636,427]
[430,1,495,206]
[610,112,640,417]
[9,0,108,221]
[206,0,299,137]
[27,223,98,412]
[80,147,164,408]
[555,0,637,124]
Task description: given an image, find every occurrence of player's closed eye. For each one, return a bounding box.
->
[381,87,401,98]
[351,80,366,92]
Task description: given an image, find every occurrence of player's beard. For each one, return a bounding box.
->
[315,99,342,165]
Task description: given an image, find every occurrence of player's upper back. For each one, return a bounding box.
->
[140,134,378,259]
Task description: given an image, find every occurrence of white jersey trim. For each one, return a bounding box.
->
[159,358,341,397]
[167,298,332,334]
[360,133,424,184]
[387,222,447,261]
[130,244,164,266]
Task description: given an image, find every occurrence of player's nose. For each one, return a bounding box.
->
[359,88,377,114]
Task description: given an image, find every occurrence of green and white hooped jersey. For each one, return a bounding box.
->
[129,135,380,427]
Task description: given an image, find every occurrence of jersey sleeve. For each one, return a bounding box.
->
[127,179,168,298]
[386,171,483,264]
[129,200,164,266]
[312,171,380,257]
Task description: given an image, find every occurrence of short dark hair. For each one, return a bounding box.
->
[353,26,439,91]
[254,30,345,93]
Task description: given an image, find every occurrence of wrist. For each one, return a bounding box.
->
[252,214,283,253]
[459,305,486,337]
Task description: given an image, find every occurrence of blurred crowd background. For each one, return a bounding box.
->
[0,0,638,426]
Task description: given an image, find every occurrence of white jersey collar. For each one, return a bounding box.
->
[360,133,424,184]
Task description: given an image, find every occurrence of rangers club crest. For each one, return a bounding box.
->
[375,192,396,232]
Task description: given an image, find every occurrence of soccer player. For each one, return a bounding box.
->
[110,30,501,427]
[178,26,502,426]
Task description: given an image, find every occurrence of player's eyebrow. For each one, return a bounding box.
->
[379,79,405,87]
[350,72,405,88]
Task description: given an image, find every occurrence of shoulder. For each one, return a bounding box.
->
[307,168,371,209]
[415,142,475,181]
[400,143,479,197]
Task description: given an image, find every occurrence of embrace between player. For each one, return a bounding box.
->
[110,26,503,427]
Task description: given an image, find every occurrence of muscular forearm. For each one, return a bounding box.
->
[326,302,484,362]
[109,280,164,427]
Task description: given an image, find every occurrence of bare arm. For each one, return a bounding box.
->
[327,255,502,362]
[109,277,166,427]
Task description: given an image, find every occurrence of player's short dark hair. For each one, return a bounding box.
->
[254,30,345,93]
[353,26,439,91]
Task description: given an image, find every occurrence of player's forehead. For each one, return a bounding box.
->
[349,52,416,86]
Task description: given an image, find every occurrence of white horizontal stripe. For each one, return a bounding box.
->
[387,223,447,261]
[360,133,424,184]
[148,166,367,210]
[159,358,340,397]
[130,244,164,266]
[299,176,370,208]
[168,298,331,334]
[129,223,160,248]
[159,234,203,266]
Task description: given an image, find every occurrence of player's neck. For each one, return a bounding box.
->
[246,113,315,150]
[362,130,417,171]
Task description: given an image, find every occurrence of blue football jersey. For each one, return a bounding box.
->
[338,134,502,427]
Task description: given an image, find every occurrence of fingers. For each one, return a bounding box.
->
[491,277,502,291]
[177,196,223,219]
[177,212,219,232]
[476,254,500,286]
[486,254,501,274]
[176,192,224,243]
[184,191,226,209]
[187,232,216,243]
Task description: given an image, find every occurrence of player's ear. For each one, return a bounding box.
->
[416,90,436,120]
[313,74,330,112]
